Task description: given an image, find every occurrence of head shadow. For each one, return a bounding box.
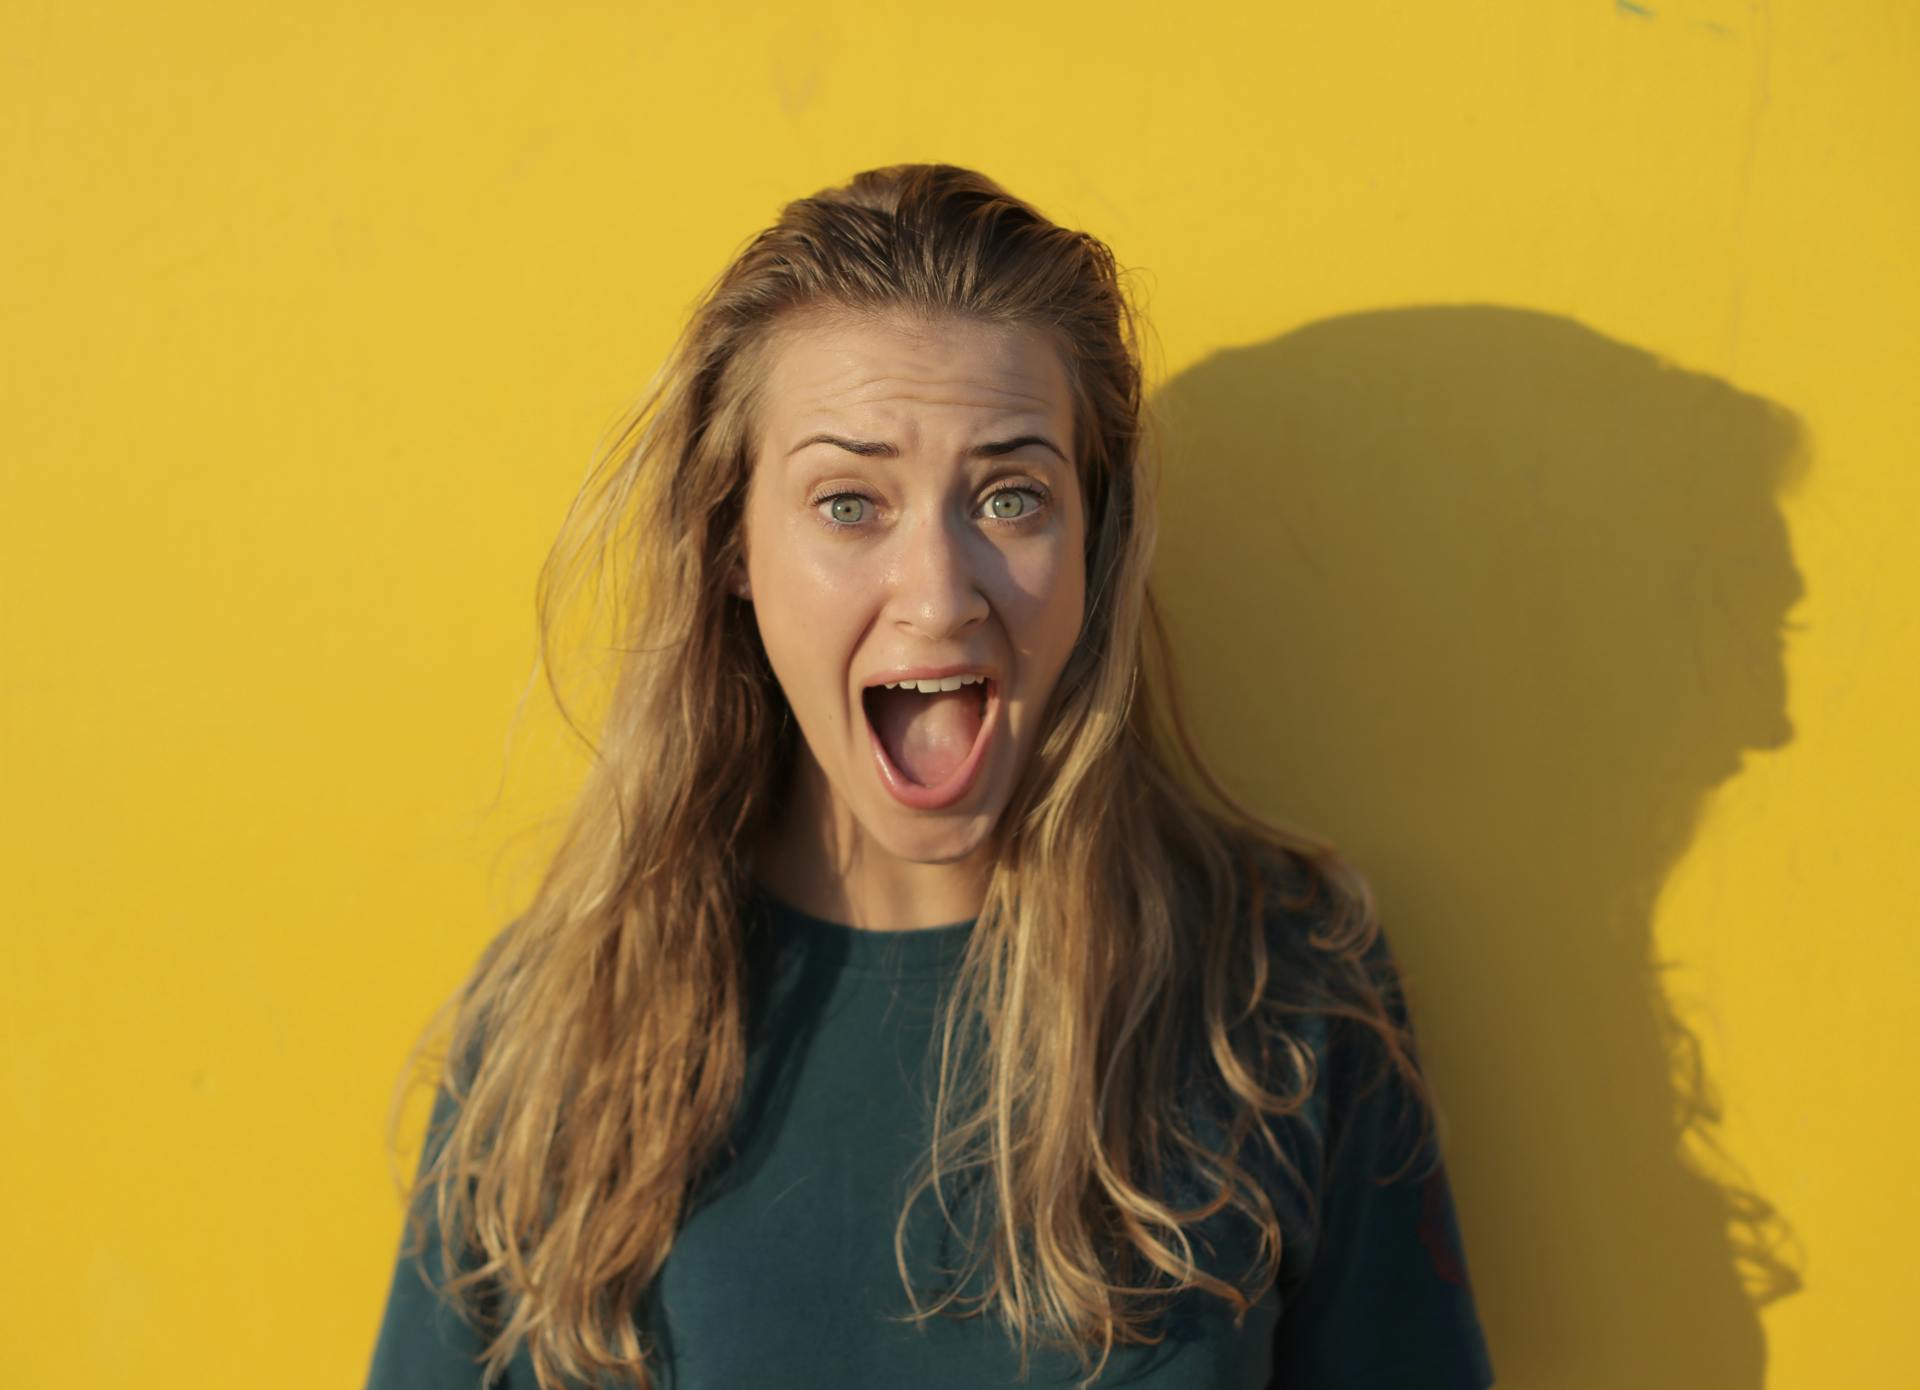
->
[1148,305,1808,1388]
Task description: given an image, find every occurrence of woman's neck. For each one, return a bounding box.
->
[751,759,991,931]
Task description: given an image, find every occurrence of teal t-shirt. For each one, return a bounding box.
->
[364,887,1494,1389]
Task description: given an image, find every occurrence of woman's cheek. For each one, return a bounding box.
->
[1010,544,1073,620]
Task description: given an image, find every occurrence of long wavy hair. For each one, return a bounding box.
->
[390,162,1428,1390]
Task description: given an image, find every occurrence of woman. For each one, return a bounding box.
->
[364,163,1495,1390]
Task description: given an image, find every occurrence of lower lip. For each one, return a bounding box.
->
[865,680,1001,812]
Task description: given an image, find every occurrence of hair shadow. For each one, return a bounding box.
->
[1148,305,1807,1388]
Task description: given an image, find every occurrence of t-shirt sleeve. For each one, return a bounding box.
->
[1268,948,1495,1389]
[362,1078,508,1390]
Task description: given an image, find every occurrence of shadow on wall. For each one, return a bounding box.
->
[1148,306,1807,1390]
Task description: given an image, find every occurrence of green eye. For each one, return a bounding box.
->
[826,496,867,524]
[986,489,1037,520]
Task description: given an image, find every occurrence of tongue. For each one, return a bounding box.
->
[867,686,983,787]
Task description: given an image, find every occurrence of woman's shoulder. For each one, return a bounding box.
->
[1235,844,1425,1128]
[1240,844,1396,993]
[433,914,528,1098]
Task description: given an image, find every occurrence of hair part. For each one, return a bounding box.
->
[390,162,1427,1390]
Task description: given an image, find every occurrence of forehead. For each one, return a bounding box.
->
[756,310,1074,447]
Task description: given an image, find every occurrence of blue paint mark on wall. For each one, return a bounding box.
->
[1616,0,1656,16]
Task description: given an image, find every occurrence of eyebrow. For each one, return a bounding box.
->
[787,432,1069,464]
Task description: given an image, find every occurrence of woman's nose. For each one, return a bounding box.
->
[891,507,989,639]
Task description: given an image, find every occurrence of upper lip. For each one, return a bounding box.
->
[860,662,1000,688]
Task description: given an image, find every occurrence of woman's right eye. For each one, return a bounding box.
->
[819,494,870,526]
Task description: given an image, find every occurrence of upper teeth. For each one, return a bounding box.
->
[882,674,986,692]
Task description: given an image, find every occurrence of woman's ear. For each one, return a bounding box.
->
[728,564,752,600]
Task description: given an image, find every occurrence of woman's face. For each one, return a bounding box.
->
[738,310,1087,869]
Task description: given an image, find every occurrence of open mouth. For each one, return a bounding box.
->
[861,675,999,809]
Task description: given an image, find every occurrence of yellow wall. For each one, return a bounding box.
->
[4,2,1912,1385]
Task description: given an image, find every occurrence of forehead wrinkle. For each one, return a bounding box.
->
[778,328,1064,401]
[763,320,1074,460]
[790,382,1063,443]
[802,362,1061,408]
[821,395,1058,428]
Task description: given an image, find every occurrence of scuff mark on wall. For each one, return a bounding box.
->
[770,22,842,119]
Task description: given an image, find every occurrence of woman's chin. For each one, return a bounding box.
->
[856,801,999,867]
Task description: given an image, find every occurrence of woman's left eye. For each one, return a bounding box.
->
[981,487,1046,522]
